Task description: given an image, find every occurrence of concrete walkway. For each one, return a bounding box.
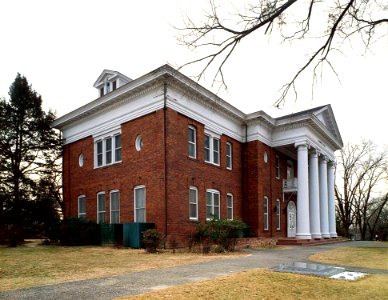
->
[1,241,386,300]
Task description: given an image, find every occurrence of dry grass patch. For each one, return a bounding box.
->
[119,269,388,300]
[0,243,242,291]
[309,245,388,270]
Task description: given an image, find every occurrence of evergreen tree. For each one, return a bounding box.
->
[0,74,61,245]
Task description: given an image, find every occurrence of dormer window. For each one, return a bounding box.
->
[94,70,132,98]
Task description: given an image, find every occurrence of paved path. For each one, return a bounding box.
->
[1,241,387,300]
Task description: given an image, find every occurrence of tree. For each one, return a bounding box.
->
[0,74,61,244]
[178,0,388,106]
[335,141,388,239]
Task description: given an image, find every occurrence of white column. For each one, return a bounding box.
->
[327,161,337,237]
[295,142,311,239]
[319,156,330,238]
[309,150,321,239]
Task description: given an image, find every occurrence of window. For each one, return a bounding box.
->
[227,193,233,220]
[226,142,232,170]
[105,137,112,164]
[204,132,220,165]
[276,199,281,230]
[189,187,198,220]
[275,155,280,178]
[135,135,143,151]
[287,160,294,179]
[97,140,103,167]
[112,80,117,91]
[115,135,122,161]
[94,132,122,167]
[97,192,106,224]
[188,126,196,158]
[78,195,86,220]
[206,189,220,220]
[78,154,84,167]
[134,186,146,222]
[100,87,104,97]
[264,196,269,230]
[110,190,120,224]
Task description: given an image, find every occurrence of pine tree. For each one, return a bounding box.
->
[0,74,61,245]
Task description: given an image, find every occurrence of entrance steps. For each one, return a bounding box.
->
[276,236,349,246]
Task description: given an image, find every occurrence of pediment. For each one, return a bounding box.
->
[312,105,343,147]
[93,69,132,88]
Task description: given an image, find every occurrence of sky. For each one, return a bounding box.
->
[1,0,388,147]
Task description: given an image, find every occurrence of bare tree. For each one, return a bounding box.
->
[335,141,388,239]
[178,0,388,106]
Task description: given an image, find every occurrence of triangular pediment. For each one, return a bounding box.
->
[313,105,343,147]
[93,69,132,88]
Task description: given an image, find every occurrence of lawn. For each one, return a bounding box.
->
[0,241,242,291]
[119,244,388,300]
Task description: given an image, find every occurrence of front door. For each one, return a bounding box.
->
[287,201,296,237]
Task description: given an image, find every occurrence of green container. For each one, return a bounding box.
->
[123,223,155,248]
[100,224,123,246]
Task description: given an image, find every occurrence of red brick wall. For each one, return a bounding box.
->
[164,109,243,245]
[243,141,296,238]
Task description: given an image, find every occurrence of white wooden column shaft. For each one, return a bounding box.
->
[319,156,330,238]
[309,150,322,239]
[327,161,337,237]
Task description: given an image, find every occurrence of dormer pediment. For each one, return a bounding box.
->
[94,69,132,97]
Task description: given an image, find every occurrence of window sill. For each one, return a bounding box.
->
[94,161,122,169]
[204,161,221,168]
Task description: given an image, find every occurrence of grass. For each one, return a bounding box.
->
[0,241,242,292]
[309,245,388,270]
[118,244,388,300]
[118,269,388,300]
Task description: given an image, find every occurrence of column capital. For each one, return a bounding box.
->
[309,148,320,157]
[320,155,329,163]
[327,160,336,169]
[295,141,309,149]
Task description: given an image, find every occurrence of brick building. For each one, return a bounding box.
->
[52,65,343,245]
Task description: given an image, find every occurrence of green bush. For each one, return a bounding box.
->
[192,219,248,253]
[142,229,162,253]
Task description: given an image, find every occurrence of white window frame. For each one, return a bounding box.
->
[275,155,280,179]
[110,190,120,224]
[97,192,106,224]
[276,199,281,230]
[134,185,146,222]
[188,126,197,159]
[206,189,220,220]
[204,130,220,166]
[189,186,198,220]
[94,130,122,168]
[78,195,86,220]
[226,142,232,170]
[264,196,269,231]
[227,193,233,220]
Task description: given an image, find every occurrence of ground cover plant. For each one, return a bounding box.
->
[0,241,243,291]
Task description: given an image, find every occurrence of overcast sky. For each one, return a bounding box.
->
[1,0,388,146]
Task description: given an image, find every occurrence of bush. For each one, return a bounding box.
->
[192,219,248,253]
[142,229,162,253]
[56,218,100,246]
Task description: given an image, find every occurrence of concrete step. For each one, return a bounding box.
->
[276,237,349,246]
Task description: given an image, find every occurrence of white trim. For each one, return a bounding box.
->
[226,142,232,170]
[227,193,233,220]
[206,189,220,220]
[97,192,106,224]
[110,190,120,224]
[134,185,146,222]
[94,131,122,168]
[188,126,197,159]
[264,196,269,231]
[189,186,198,221]
[78,195,86,219]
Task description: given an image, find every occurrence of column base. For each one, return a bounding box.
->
[311,233,322,239]
[296,234,312,240]
[322,233,331,238]
[330,232,338,238]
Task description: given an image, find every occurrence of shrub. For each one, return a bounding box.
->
[142,229,162,253]
[56,218,100,246]
[192,219,248,253]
